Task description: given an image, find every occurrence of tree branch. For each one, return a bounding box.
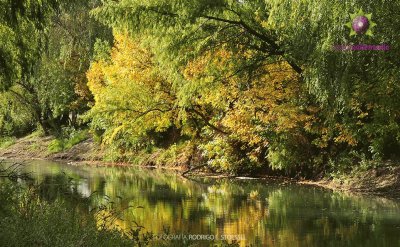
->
[189,107,229,135]
[201,15,303,74]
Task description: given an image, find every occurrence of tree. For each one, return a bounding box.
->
[0,0,59,90]
[91,0,400,172]
[0,0,112,135]
[268,0,400,161]
[87,33,180,151]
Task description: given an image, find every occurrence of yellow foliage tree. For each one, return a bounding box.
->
[183,48,313,170]
[87,33,178,149]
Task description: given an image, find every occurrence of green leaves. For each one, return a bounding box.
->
[0,0,60,90]
[0,0,112,135]
[1,0,400,173]
[0,24,19,90]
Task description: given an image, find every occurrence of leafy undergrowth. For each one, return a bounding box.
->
[0,137,16,149]
[47,129,90,154]
[100,140,197,168]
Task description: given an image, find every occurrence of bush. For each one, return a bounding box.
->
[64,129,89,149]
[47,139,65,153]
[0,137,16,149]
[47,128,89,153]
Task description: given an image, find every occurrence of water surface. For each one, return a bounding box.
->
[3,160,400,246]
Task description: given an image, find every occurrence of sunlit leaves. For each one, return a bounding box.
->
[87,33,178,147]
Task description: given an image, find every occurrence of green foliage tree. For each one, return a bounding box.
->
[268,0,400,163]
[0,0,112,136]
[2,0,400,175]
[0,0,59,90]
[90,0,400,174]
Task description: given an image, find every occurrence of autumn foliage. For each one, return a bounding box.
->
[2,0,400,177]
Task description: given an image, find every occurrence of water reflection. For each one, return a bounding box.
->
[5,160,400,247]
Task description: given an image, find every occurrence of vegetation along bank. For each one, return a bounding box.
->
[0,1,399,196]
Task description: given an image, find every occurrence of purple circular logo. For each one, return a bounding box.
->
[346,9,376,37]
[352,16,370,35]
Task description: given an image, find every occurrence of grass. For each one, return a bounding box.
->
[47,129,89,154]
[29,142,41,151]
[0,137,16,149]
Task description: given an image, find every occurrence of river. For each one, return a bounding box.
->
[2,160,400,246]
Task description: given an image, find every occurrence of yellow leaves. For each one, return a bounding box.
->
[183,49,232,80]
[358,112,369,119]
[183,46,307,147]
[102,33,154,87]
[87,60,107,102]
[334,124,358,146]
[86,32,177,147]
[106,124,125,146]
[311,121,359,148]
[312,127,330,148]
[154,111,174,132]
[270,105,308,132]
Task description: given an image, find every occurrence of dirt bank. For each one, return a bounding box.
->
[300,166,400,197]
[0,134,102,162]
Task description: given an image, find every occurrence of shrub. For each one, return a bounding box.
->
[47,128,89,153]
[0,137,16,149]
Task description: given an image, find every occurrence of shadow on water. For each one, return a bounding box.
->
[2,159,400,247]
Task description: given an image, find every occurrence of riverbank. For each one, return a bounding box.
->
[1,134,399,197]
[301,166,400,197]
[0,133,102,162]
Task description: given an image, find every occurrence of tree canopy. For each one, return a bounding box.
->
[1,0,400,175]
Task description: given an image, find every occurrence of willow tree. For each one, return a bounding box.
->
[0,0,112,135]
[91,0,400,172]
[92,0,303,74]
[268,0,400,161]
[0,0,59,90]
[0,0,60,135]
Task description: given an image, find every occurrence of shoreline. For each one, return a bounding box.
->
[1,135,399,199]
[3,156,399,199]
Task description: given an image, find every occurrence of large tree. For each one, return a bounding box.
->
[90,0,400,172]
[0,0,112,135]
[0,0,59,90]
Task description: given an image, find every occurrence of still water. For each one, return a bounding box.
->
[5,160,400,246]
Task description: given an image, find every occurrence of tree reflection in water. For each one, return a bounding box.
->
[14,161,400,247]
